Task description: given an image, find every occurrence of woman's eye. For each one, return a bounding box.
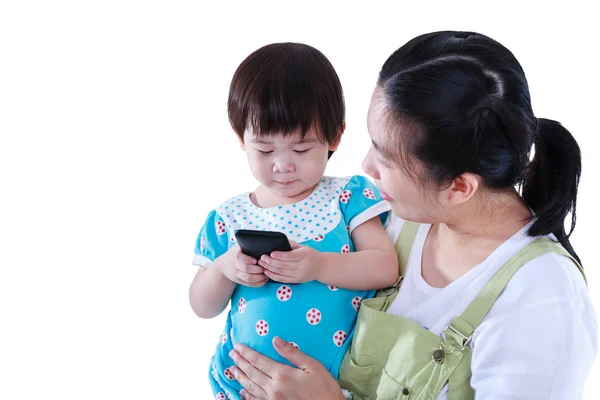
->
[294,149,311,154]
[378,156,391,167]
[258,150,273,154]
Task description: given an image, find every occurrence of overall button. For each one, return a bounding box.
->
[432,349,445,363]
[402,388,410,395]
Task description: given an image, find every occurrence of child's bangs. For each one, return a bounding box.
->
[228,43,344,144]
[245,81,323,141]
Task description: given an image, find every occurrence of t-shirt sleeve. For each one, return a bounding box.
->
[192,210,231,267]
[339,175,391,234]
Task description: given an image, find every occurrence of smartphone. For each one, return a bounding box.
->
[234,229,292,260]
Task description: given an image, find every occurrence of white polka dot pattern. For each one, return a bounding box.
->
[277,285,292,301]
[255,319,269,336]
[333,330,348,347]
[238,298,246,313]
[224,367,235,380]
[363,188,376,199]
[339,190,352,203]
[352,297,363,312]
[306,308,322,325]
[216,220,226,235]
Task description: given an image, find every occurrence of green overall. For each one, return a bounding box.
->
[338,221,585,400]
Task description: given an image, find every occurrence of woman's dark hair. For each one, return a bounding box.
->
[228,42,345,158]
[378,31,582,263]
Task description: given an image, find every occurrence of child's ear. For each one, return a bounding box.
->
[233,125,246,150]
[329,122,345,151]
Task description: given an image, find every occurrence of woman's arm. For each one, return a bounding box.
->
[229,336,347,400]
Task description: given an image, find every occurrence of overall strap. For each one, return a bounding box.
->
[378,220,420,300]
[395,220,420,279]
[445,237,586,347]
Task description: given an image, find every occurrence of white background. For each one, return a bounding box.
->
[1,1,598,398]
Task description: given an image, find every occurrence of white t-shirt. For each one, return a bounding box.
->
[385,214,598,400]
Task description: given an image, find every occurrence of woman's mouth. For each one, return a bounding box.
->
[378,188,392,201]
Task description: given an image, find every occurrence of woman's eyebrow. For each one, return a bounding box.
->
[372,140,387,154]
[372,139,396,159]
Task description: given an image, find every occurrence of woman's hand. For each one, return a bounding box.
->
[258,242,323,283]
[229,336,345,400]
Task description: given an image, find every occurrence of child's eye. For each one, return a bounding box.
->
[294,149,311,154]
[258,150,273,154]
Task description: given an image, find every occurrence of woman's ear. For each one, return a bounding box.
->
[329,122,345,151]
[447,173,480,205]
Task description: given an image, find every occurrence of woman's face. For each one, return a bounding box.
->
[362,89,442,223]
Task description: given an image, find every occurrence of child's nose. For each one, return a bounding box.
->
[273,158,295,173]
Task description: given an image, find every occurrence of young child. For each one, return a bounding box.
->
[189,42,399,400]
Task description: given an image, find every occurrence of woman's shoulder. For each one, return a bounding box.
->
[483,249,595,328]
[505,250,590,308]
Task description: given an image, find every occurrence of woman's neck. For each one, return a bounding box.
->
[440,190,533,244]
[422,190,533,287]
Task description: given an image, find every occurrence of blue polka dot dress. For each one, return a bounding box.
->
[193,176,391,400]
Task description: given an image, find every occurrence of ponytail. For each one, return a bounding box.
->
[522,118,582,263]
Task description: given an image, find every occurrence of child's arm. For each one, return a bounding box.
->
[259,217,398,290]
[317,216,398,290]
[189,245,267,319]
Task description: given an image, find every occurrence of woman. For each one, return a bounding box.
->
[227,31,598,399]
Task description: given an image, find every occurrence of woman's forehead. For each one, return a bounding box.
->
[367,91,391,137]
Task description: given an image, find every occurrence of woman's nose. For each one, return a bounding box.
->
[362,149,379,179]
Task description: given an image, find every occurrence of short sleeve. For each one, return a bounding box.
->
[339,175,391,234]
[192,210,230,267]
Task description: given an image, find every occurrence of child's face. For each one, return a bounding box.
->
[241,127,339,202]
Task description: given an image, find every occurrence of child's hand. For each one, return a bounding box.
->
[258,242,322,284]
[216,244,269,287]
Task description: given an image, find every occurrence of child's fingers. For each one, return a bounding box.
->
[264,270,296,283]
[270,243,302,260]
[238,271,268,283]
[269,251,298,261]
[260,263,292,276]
[238,275,269,287]
[261,254,294,266]
[237,264,264,274]
[236,252,258,265]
